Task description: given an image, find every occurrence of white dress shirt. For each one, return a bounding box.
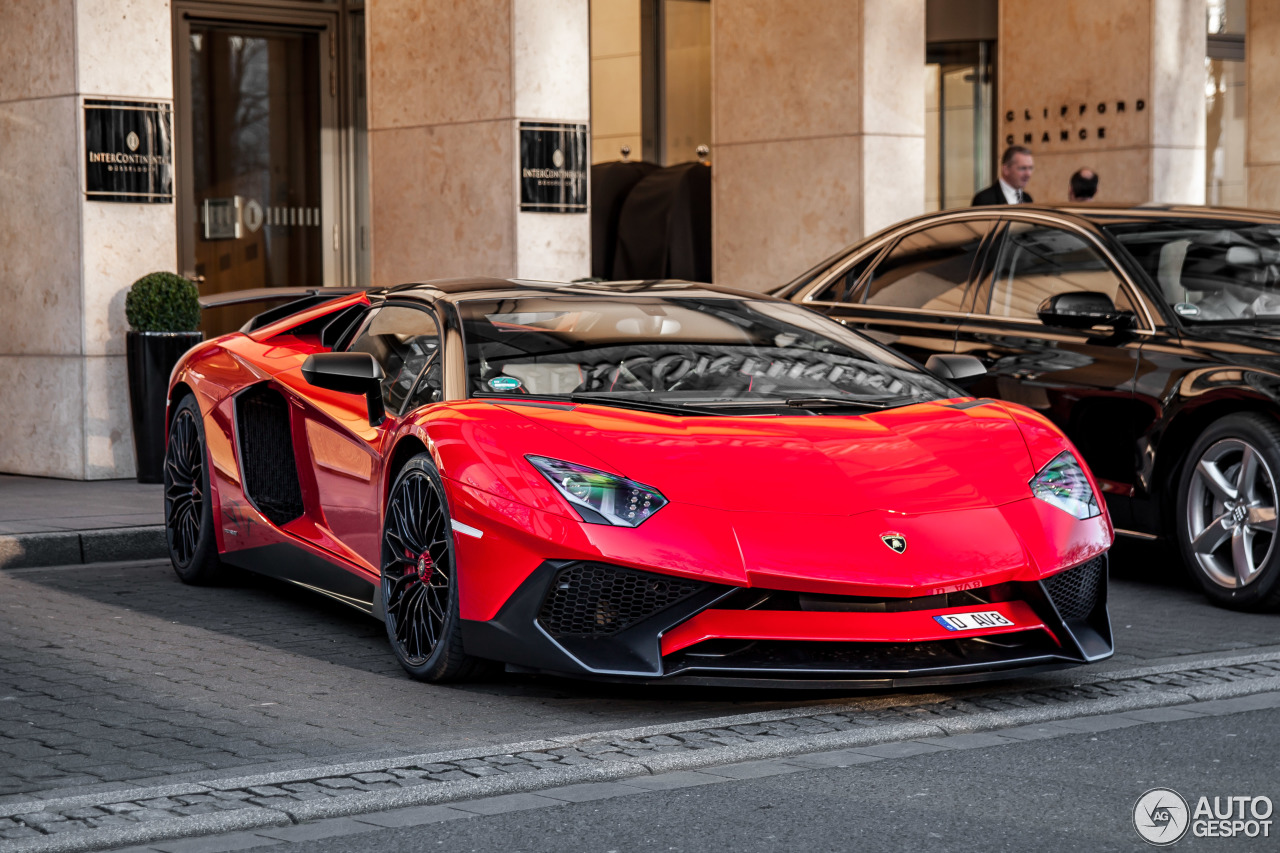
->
[999,179,1023,204]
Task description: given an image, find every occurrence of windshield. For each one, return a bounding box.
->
[457,295,952,413]
[1105,219,1280,322]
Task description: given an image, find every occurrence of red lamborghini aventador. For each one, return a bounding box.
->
[164,279,1114,687]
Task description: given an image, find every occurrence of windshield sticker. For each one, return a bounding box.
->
[488,375,523,392]
[1174,302,1201,317]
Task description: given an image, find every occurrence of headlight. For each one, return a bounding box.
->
[1029,451,1100,520]
[526,455,668,527]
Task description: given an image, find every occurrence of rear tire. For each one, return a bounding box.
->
[1175,413,1280,611]
[164,395,223,585]
[381,455,485,682]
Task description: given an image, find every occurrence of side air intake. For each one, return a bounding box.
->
[236,384,305,527]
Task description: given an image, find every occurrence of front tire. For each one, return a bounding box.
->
[381,455,484,682]
[1176,413,1280,611]
[164,395,223,584]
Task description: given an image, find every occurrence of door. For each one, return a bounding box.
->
[955,219,1147,522]
[297,303,443,570]
[807,218,995,366]
[176,9,338,334]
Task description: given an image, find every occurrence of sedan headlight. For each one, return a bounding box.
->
[1029,451,1100,520]
[526,455,668,527]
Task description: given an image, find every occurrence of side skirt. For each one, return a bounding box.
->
[221,542,378,617]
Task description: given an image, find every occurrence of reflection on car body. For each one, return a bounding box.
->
[775,204,1280,611]
[162,278,1115,688]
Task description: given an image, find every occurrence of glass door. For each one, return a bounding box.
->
[176,7,338,333]
[926,41,995,211]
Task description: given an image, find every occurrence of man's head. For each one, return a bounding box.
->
[1069,168,1099,202]
[1000,146,1034,190]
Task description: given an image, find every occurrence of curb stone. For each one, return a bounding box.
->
[0,527,166,570]
[3,668,1279,853]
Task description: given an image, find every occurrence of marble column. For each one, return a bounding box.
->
[366,0,590,286]
[997,0,1205,206]
[1247,0,1280,210]
[0,0,175,479]
[711,0,926,292]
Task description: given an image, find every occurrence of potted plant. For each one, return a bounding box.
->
[125,272,202,483]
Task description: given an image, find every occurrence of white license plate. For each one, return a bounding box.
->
[933,610,1015,632]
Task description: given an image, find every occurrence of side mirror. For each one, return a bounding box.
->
[925,353,986,382]
[1037,291,1134,330]
[301,352,386,426]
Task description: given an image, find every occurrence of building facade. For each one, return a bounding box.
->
[0,0,1275,479]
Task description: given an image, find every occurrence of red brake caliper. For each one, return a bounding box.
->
[411,550,432,585]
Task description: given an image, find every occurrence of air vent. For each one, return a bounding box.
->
[539,563,707,638]
[1043,556,1106,621]
[236,385,305,527]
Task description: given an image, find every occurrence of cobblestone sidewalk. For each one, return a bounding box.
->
[2,655,1278,852]
[3,551,1279,804]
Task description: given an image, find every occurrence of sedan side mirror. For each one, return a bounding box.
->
[1037,291,1134,330]
[301,352,386,426]
[925,353,987,382]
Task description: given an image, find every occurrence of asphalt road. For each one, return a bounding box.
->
[293,708,1280,853]
[2,539,1279,802]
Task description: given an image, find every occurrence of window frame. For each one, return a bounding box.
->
[799,236,894,307]
[800,213,1000,318]
[342,299,445,417]
[853,218,995,313]
[970,215,1156,331]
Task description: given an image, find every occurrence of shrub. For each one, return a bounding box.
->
[125,272,201,332]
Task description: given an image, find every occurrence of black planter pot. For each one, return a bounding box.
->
[127,331,203,483]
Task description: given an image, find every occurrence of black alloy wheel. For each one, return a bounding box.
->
[1176,413,1280,611]
[164,395,222,584]
[380,455,484,682]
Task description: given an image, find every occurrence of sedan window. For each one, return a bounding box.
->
[808,251,879,303]
[859,221,988,311]
[1105,219,1280,322]
[986,223,1134,320]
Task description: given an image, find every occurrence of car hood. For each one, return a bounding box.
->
[498,399,1042,516]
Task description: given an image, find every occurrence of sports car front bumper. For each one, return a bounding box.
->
[459,554,1113,688]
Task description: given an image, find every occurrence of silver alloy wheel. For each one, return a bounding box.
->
[1186,437,1280,588]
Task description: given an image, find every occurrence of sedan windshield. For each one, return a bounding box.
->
[1106,219,1280,322]
[457,294,952,413]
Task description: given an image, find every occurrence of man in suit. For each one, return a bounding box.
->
[1069,168,1099,202]
[972,145,1034,206]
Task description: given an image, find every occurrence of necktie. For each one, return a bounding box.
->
[1015,189,1023,204]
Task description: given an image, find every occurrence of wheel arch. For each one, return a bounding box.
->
[166,381,197,441]
[384,434,430,501]
[1154,396,1280,507]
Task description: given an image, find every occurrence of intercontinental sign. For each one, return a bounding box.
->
[84,99,173,203]
[519,121,588,213]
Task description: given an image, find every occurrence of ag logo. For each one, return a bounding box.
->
[126,131,140,151]
[880,532,906,554]
[1134,788,1189,846]
[552,148,564,168]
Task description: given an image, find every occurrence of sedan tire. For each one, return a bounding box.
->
[1176,413,1280,611]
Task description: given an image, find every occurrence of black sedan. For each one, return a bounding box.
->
[774,204,1280,611]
